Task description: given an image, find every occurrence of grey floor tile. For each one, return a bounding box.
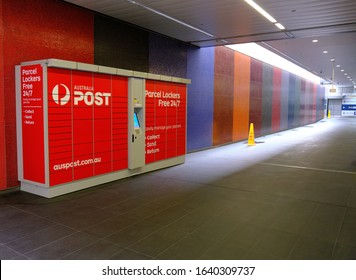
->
[200,240,248,260]
[0,244,28,260]
[303,219,341,243]
[104,196,151,214]
[145,204,192,226]
[14,199,88,218]
[289,236,334,260]
[156,234,216,260]
[5,224,76,254]
[313,204,346,221]
[270,207,315,235]
[48,206,117,230]
[164,208,215,234]
[124,201,171,219]
[243,251,282,260]
[83,215,138,238]
[0,208,46,232]
[24,232,98,260]
[343,208,356,223]
[191,214,241,241]
[104,220,163,247]
[0,218,54,243]
[248,229,300,259]
[128,226,188,257]
[338,222,356,247]
[61,240,123,260]
[109,249,152,260]
[347,187,356,208]
[222,223,267,250]
[332,244,356,260]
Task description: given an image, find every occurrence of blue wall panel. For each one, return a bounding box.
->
[187,47,215,151]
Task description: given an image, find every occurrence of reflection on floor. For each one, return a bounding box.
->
[1,118,356,260]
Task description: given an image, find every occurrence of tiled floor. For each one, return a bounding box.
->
[1,117,356,260]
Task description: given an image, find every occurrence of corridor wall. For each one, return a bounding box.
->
[187,46,325,150]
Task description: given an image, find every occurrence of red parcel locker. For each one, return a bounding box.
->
[16,59,189,198]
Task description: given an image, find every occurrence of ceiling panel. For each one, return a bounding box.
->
[64,0,356,87]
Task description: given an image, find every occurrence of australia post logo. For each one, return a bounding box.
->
[51,84,111,106]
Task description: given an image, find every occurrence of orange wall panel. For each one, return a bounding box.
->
[233,52,250,141]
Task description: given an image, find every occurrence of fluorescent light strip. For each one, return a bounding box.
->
[244,0,277,23]
[126,0,215,38]
[275,23,285,30]
[227,43,322,84]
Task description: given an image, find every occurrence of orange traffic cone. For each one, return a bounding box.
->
[247,123,255,146]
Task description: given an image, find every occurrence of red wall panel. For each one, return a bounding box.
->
[213,46,234,145]
[0,0,6,190]
[1,0,94,189]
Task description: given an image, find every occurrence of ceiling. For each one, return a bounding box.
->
[63,0,356,87]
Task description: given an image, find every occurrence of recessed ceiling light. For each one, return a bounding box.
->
[323,51,328,54]
[330,58,335,62]
[336,65,340,67]
[312,39,318,43]
[341,69,344,72]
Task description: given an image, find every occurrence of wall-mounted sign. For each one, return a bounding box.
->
[145,80,186,164]
[20,64,45,183]
[341,97,356,116]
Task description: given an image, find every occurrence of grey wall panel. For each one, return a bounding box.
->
[280,70,289,130]
[262,64,273,135]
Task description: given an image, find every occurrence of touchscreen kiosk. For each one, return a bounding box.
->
[134,112,140,129]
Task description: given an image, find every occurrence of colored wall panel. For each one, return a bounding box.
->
[312,84,317,121]
[94,14,149,72]
[249,59,263,136]
[280,71,290,130]
[262,64,273,135]
[213,47,235,145]
[288,75,296,128]
[300,80,307,125]
[187,47,215,151]
[272,68,282,132]
[233,52,250,141]
[149,33,188,78]
[294,77,301,127]
[0,0,6,190]
[2,0,94,189]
